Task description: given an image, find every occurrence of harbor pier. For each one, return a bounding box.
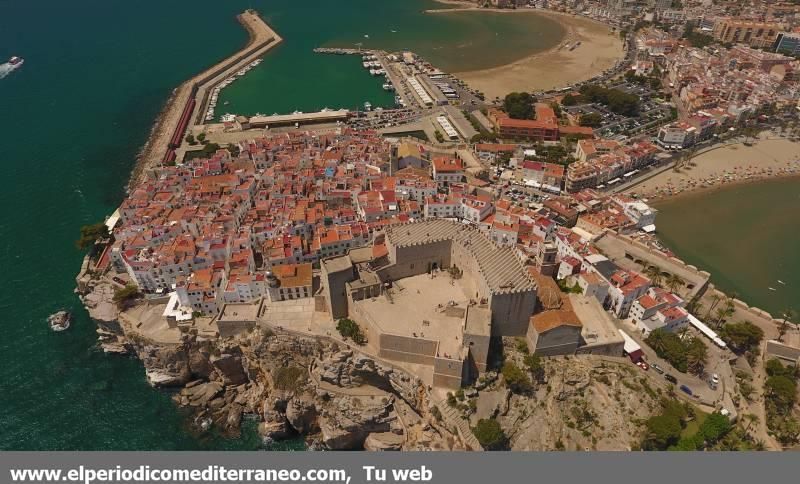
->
[133,10,282,184]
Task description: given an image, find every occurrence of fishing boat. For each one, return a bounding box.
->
[364,102,372,111]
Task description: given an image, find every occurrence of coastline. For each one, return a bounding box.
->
[131,11,281,188]
[425,4,624,99]
[624,137,800,202]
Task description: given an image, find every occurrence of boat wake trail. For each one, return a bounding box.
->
[0,64,13,79]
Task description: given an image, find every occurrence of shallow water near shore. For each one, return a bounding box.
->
[654,177,800,316]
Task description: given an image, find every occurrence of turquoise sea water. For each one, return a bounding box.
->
[0,0,566,450]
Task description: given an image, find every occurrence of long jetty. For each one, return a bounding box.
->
[132,10,282,186]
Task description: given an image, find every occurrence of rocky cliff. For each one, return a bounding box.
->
[77,279,461,450]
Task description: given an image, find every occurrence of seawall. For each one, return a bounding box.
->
[131,10,282,187]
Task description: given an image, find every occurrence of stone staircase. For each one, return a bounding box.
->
[436,401,483,451]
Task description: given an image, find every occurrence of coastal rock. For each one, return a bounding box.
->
[82,281,119,323]
[285,394,318,434]
[189,351,214,379]
[318,395,395,450]
[363,431,404,451]
[135,343,191,388]
[225,403,244,430]
[181,381,224,407]
[258,410,292,441]
[211,354,249,386]
[146,370,187,387]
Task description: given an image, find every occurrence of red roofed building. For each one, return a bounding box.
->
[431,155,465,186]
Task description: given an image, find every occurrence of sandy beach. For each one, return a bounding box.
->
[626,137,800,201]
[429,5,624,100]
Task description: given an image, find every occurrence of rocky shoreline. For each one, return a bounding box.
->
[76,276,462,451]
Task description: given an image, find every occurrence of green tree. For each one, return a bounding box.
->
[472,418,507,450]
[336,318,365,345]
[561,94,580,106]
[686,338,708,375]
[646,329,708,374]
[112,284,141,310]
[643,414,682,450]
[523,353,545,383]
[665,274,683,293]
[765,375,797,412]
[502,361,532,394]
[197,132,207,143]
[75,222,108,250]
[643,264,663,287]
[718,321,763,355]
[185,134,196,145]
[699,412,732,444]
[503,92,535,120]
[579,112,603,127]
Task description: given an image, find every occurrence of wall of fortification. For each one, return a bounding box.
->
[433,356,465,389]
[601,231,711,300]
[490,290,537,336]
[450,241,490,301]
[380,240,452,281]
[378,333,438,365]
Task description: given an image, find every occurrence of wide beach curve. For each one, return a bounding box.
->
[428,3,624,100]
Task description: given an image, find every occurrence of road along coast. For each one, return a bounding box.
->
[131,10,282,187]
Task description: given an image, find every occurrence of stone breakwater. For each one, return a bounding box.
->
[131,10,282,187]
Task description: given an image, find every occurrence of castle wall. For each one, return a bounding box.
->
[380,240,452,281]
[489,290,537,336]
[321,262,354,319]
[378,333,438,365]
[433,356,465,389]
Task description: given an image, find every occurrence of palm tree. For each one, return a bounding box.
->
[715,305,734,329]
[705,294,722,320]
[778,308,797,342]
[687,299,703,316]
[742,413,759,435]
[665,273,683,293]
[643,264,663,287]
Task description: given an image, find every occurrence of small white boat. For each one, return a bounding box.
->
[768,287,777,291]
[778,280,786,285]
[364,102,372,111]
[364,34,369,39]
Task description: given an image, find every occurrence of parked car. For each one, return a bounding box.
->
[112,277,126,286]
[652,363,664,374]
[636,360,649,371]
[679,384,693,396]
[665,374,678,384]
